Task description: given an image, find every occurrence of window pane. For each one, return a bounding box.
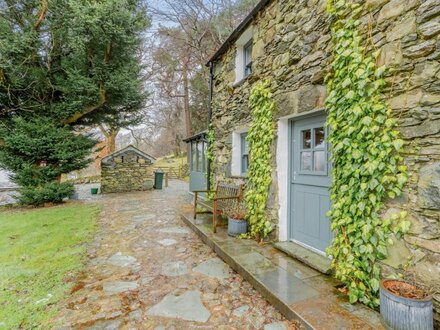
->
[191,142,196,171]
[244,42,252,64]
[242,155,249,174]
[314,151,326,172]
[197,142,203,172]
[241,133,249,154]
[244,41,252,77]
[203,142,207,173]
[301,152,312,171]
[302,130,311,149]
[314,127,325,149]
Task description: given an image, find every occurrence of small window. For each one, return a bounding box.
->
[244,40,253,77]
[203,141,207,173]
[191,142,196,171]
[299,127,327,174]
[197,142,203,172]
[241,133,249,175]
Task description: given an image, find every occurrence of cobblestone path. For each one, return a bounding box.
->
[55,180,298,330]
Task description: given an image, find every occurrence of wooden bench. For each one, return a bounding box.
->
[193,183,243,233]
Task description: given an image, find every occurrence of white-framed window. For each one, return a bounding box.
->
[243,40,253,78]
[231,127,249,177]
[234,26,253,84]
[240,132,249,175]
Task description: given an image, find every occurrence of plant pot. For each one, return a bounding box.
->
[227,217,247,237]
[380,279,433,330]
[90,188,99,195]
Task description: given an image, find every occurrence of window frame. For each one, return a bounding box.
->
[240,132,249,176]
[243,39,253,78]
[298,125,328,176]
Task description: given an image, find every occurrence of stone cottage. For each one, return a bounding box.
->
[101,145,155,193]
[206,0,440,323]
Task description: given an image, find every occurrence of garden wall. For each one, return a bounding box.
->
[210,0,440,323]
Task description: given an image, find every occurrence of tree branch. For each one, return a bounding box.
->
[34,0,47,30]
[62,85,106,125]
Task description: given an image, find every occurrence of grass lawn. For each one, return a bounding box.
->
[0,203,100,329]
[155,153,188,168]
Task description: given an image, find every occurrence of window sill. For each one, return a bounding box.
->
[232,74,253,88]
[229,175,248,179]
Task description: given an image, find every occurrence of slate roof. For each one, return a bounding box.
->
[101,145,156,164]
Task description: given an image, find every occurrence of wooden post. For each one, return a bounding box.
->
[193,192,198,220]
[165,172,169,187]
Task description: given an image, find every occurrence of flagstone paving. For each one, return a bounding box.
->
[54,180,298,329]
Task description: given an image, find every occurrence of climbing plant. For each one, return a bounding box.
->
[245,80,275,240]
[325,0,410,308]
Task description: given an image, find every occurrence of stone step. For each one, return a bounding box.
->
[180,212,384,330]
[273,242,332,275]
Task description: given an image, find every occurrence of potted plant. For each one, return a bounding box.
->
[380,277,433,330]
[226,201,248,237]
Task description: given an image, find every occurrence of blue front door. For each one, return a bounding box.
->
[290,115,332,253]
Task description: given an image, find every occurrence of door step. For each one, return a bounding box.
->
[273,242,332,275]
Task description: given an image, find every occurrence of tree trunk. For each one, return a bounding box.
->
[99,126,119,155]
[106,130,119,154]
[182,62,192,138]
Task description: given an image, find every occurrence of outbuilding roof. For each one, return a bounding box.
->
[101,145,156,164]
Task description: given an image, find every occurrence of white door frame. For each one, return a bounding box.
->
[276,108,326,242]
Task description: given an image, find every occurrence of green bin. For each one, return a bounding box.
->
[154,170,164,189]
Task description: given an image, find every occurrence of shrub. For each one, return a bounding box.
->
[17,182,75,206]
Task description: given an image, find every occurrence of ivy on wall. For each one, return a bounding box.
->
[245,80,275,240]
[325,0,410,307]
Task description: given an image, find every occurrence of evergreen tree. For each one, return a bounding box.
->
[0,0,149,205]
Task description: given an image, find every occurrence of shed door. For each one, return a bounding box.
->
[290,115,332,253]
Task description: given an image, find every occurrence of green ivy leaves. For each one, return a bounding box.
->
[325,0,409,308]
[245,80,275,240]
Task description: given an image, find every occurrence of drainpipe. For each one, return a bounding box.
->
[207,61,214,191]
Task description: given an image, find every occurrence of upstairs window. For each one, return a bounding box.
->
[234,26,253,84]
[244,40,253,77]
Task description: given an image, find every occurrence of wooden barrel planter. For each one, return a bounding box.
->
[380,279,433,330]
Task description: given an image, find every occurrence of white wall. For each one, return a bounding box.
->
[276,118,289,241]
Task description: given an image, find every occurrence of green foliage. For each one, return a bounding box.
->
[0,117,95,205]
[0,0,148,205]
[245,81,275,240]
[18,182,75,206]
[325,1,410,308]
[0,203,100,329]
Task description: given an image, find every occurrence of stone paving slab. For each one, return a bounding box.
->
[54,180,298,329]
[146,290,211,322]
[181,212,385,330]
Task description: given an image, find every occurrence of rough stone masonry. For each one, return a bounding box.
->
[209,0,440,324]
[101,147,154,193]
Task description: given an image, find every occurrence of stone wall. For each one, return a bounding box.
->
[101,150,154,193]
[210,0,440,323]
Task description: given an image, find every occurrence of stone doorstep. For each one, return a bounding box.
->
[273,242,332,275]
[180,212,384,330]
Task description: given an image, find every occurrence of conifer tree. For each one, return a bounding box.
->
[0,0,149,205]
